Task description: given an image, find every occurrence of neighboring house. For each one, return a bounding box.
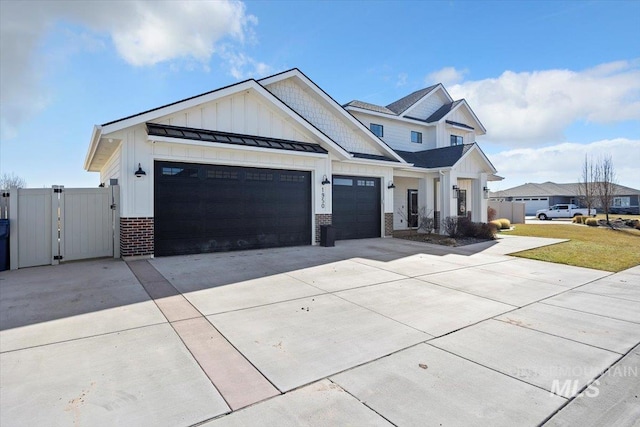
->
[490,182,640,215]
[85,68,499,258]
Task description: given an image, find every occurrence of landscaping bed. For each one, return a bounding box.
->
[393,230,491,247]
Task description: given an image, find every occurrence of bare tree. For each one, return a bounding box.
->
[577,154,596,213]
[0,172,26,189]
[594,155,617,226]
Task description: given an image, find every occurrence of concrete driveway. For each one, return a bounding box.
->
[1,236,639,426]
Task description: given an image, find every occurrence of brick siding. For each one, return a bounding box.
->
[384,213,394,236]
[120,217,154,257]
[315,214,332,243]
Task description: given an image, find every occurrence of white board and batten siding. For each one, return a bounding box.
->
[8,187,116,269]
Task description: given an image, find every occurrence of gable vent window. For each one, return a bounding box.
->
[450,135,463,146]
[411,131,422,144]
[370,123,383,137]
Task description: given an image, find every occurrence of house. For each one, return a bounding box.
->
[84,69,499,258]
[490,182,640,215]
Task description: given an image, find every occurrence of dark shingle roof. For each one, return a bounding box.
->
[147,123,328,154]
[385,85,439,114]
[351,152,400,162]
[343,100,396,115]
[425,100,463,123]
[395,144,474,169]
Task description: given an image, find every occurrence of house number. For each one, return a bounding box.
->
[321,186,326,209]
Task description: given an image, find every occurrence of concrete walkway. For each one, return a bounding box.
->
[1,236,638,426]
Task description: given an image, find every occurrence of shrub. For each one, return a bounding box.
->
[417,207,435,234]
[572,215,585,224]
[457,217,475,237]
[455,217,497,240]
[477,222,498,240]
[585,218,599,227]
[490,220,502,230]
[498,218,511,229]
[442,216,459,238]
[487,206,497,222]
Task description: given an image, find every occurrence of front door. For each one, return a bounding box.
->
[457,189,467,217]
[408,189,418,228]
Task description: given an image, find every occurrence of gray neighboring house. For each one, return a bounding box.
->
[490,182,640,215]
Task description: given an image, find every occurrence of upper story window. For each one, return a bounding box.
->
[370,123,383,137]
[450,135,463,146]
[411,131,422,144]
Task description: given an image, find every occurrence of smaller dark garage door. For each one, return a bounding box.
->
[155,162,311,256]
[332,175,381,240]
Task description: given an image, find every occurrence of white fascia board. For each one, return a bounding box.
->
[345,106,437,127]
[441,100,487,135]
[399,165,453,174]
[400,84,450,117]
[101,80,257,135]
[149,135,329,159]
[342,157,402,168]
[84,125,102,171]
[261,69,407,164]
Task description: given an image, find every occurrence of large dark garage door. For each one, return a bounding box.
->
[155,161,311,256]
[332,175,381,240]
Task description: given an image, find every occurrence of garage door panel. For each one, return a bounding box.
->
[332,175,381,240]
[155,161,311,256]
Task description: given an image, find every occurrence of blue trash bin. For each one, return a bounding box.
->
[0,219,9,271]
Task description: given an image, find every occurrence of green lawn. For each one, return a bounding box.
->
[504,224,640,272]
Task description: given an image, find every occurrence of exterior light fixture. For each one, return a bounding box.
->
[483,186,490,199]
[387,182,396,189]
[452,184,459,198]
[321,175,331,185]
[134,163,146,177]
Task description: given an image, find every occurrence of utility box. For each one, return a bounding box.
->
[320,224,335,247]
[0,219,9,271]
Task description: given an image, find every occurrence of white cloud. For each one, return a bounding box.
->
[488,138,640,191]
[0,0,262,139]
[426,67,468,86]
[396,73,408,87]
[448,60,640,145]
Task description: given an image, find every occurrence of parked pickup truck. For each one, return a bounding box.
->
[536,204,596,220]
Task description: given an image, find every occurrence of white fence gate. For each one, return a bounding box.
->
[6,186,119,269]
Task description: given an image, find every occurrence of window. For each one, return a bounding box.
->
[333,178,353,186]
[245,172,273,181]
[450,135,463,146]
[370,123,383,137]
[162,167,198,177]
[411,131,422,144]
[613,197,630,207]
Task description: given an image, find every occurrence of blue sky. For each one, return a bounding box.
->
[1,0,639,190]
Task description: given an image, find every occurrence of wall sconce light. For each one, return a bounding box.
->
[387,182,396,189]
[483,186,490,199]
[134,163,146,177]
[452,184,459,198]
[321,175,331,185]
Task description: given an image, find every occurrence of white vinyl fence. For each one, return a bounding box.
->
[488,201,526,224]
[5,186,119,269]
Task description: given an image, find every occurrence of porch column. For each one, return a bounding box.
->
[440,170,458,221]
[472,173,488,222]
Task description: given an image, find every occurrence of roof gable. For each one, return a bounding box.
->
[396,143,496,173]
[85,77,353,171]
[385,85,441,114]
[260,69,406,163]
